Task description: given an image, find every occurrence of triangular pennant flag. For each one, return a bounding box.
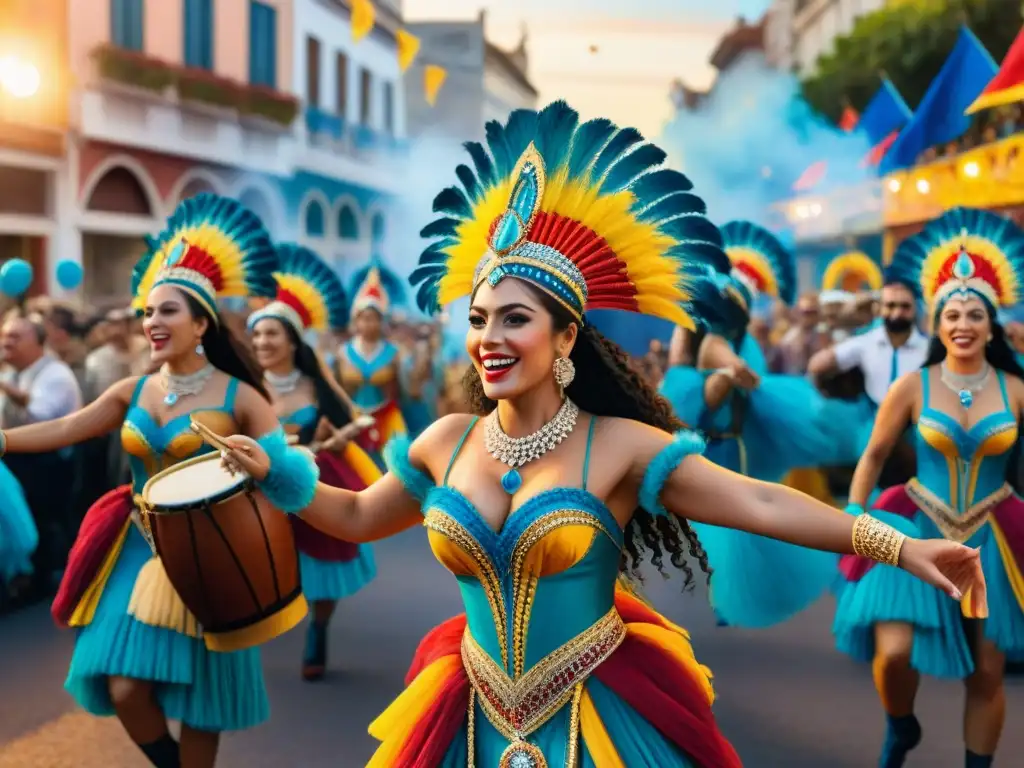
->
[351,0,375,43]
[792,160,827,192]
[424,64,447,106]
[838,105,859,132]
[396,29,420,73]
[967,25,1024,114]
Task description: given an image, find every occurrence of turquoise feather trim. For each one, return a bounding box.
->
[257,429,320,514]
[382,435,433,504]
[638,430,707,518]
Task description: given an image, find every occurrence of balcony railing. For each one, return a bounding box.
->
[303,106,406,161]
[882,133,1024,227]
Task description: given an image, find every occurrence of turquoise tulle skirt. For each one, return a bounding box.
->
[65,527,268,731]
[0,459,36,583]
[833,510,1024,678]
[299,545,377,602]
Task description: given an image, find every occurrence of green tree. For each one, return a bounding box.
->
[800,0,1023,122]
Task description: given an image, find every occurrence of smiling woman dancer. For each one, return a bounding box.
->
[220,103,984,768]
[834,208,1024,768]
[0,195,320,768]
[248,243,379,681]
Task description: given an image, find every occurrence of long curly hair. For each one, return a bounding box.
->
[464,282,712,591]
[922,306,1024,380]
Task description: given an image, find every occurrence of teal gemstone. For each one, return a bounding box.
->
[487,266,506,287]
[959,389,973,409]
[492,212,523,252]
[163,392,179,406]
[500,469,522,494]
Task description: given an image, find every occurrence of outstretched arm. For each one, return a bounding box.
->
[1,377,137,454]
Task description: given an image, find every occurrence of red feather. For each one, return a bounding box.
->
[733,261,768,293]
[276,287,314,328]
[176,241,226,291]
[935,250,1003,299]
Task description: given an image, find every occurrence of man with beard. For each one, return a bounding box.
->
[808,278,928,487]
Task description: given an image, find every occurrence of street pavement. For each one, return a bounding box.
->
[1,525,1022,767]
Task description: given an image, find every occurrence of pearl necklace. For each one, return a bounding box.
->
[484,398,579,494]
[940,361,990,409]
[160,363,215,406]
[266,369,303,395]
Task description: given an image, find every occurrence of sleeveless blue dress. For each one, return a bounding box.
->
[64,376,268,731]
[282,404,376,601]
[834,369,1024,678]
[0,459,36,584]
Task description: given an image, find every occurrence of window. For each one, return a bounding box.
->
[335,52,349,118]
[338,205,359,240]
[359,67,372,124]
[304,200,325,237]
[306,36,321,108]
[184,0,214,70]
[248,1,277,88]
[110,0,144,51]
[383,81,394,134]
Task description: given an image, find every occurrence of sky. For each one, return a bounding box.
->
[403,0,773,136]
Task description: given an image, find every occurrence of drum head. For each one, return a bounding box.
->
[144,453,248,510]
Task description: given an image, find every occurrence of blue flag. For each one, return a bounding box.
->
[859,78,913,146]
[882,26,998,172]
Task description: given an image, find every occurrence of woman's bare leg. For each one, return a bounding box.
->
[107,676,179,767]
[963,624,1005,765]
[178,725,220,768]
[873,622,921,768]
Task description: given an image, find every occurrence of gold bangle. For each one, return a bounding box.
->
[852,513,906,567]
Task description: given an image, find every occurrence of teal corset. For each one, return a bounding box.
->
[340,340,399,410]
[914,369,1018,511]
[120,377,241,494]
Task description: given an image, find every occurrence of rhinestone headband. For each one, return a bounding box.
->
[474,242,589,321]
[153,266,219,323]
[248,300,305,334]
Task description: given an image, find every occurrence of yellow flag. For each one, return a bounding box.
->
[351,0,375,42]
[396,29,420,73]
[424,64,447,106]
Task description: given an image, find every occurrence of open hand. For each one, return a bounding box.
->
[900,538,987,617]
[219,435,271,481]
[727,363,760,391]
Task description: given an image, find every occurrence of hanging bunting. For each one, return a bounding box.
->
[396,29,420,73]
[424,64,447,106]
[351,0,375,43]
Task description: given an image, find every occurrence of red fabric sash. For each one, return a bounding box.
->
[288,450,365,562]
[51,485,134,627]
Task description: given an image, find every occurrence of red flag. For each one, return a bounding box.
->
[839,105,859,132]
[792,161,827,191]
[860,130,899,167]
[967,26,1024,114]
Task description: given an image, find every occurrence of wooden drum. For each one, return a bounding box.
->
[140,452,307,652]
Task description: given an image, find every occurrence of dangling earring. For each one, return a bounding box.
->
[553,356,575,392]
[195,342,205,356]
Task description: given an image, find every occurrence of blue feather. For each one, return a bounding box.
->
[720,221,796,305]
[415,281,439,315]
[484,120,513,178]
[534,101,579,173]
[455,164,482,203]
[631,169,693,201]
[273,243,348,329]
[668,242,730,274]
[432,187,473,218]
[463,141,496,187]
[590,128,643,181]
[502,110,540,169]
[660,216,724,247]
[634,192,706,224]
[600,144,667,194]
[420,218,460,238]
[567,118,616,179]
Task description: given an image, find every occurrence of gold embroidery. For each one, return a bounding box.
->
[463,608,625,749]
[510,509,613,678]
[906,478,1009,543]
[425,509,509,668]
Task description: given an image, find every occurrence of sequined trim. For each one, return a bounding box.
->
[510,509,612,679]
[425,508,509,668]
[462,608,625,746]
[905,477,1010,543]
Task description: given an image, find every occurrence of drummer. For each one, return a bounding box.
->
[248,243,380,682]
[0,194,320,768]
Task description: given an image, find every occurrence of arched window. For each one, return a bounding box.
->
[304,200,326,237]
[85,166,154,215]
[338,204,360,240]
[370,211,385,242]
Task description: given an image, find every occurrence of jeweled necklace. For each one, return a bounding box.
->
[160,363,215,406]
[940,360,990,409]
[266,369,302,395]
[485,398,579,494]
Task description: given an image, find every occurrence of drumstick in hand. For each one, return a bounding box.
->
[190,420,233,453]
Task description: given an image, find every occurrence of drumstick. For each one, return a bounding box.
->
[314,415,376,453]
[190,420,233,453]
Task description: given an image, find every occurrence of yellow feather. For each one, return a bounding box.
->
[727,246,779,298]
[276,274,329,331]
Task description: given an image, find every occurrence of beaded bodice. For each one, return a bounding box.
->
[339,339,399,410]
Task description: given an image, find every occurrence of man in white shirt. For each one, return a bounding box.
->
[0,314,83,595]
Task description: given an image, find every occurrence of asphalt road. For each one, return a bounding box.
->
[1,525,1022,767]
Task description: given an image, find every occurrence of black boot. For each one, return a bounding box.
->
[879,714,921,768]
[965,750,993,768]
[138,734,180,768]
[302,622,328,681]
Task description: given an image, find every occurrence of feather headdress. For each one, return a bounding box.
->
[248,244,347,334]
[349,256,407,320]
[821,251,883,293]
[409,101,729,330]
[719,221,796,309]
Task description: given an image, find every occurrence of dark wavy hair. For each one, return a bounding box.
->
[259,317,353,443]
[182,293,270,401]
[922,305,1024,380]
[464,281,712,591]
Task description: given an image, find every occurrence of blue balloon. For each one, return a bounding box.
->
[55,259,83,291]
[0,259,33,298]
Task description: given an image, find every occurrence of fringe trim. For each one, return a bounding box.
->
[127,557,200,638]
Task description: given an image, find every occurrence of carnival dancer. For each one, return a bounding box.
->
[659,222,842,628]
[0,458,36,600]
[833,208,1024,768]
[0,194,320,768]
[338,259,408,464]
[248,243,379,681]
[218,103,984,768]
